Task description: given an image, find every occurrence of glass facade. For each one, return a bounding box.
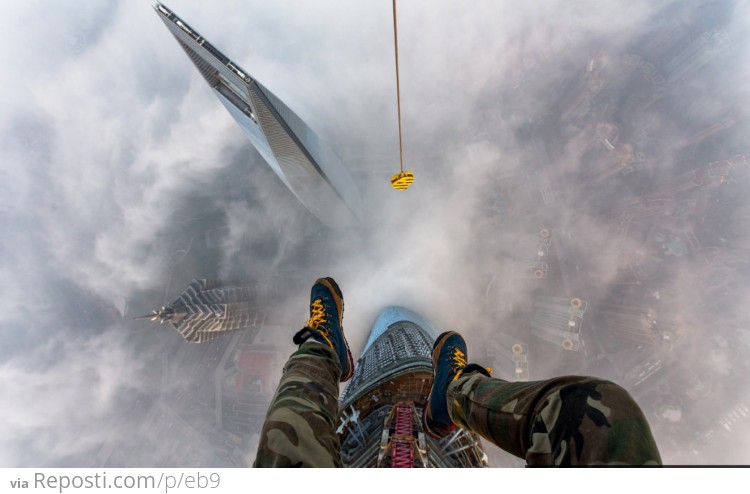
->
[155,3,363,227]
[338,307,487,467]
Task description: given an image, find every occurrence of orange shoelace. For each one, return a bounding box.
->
[305,299,333,348]
[451,347,468,381]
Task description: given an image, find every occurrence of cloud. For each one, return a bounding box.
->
[0,328,153,466]
[1,0,749,467]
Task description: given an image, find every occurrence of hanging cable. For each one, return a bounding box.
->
[393,0,404,173]
[390,0,414,190]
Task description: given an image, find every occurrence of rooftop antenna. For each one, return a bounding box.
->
[390,0,415,190]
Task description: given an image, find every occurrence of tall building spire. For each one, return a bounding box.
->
[154,3,363,227]
[137,279,264,343]
[133,306,184,324]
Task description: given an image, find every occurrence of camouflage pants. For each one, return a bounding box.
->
[254,343,661,467]
[253,342,343,467]
[449,373,662,465]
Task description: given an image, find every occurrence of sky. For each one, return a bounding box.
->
[1,0,749,467]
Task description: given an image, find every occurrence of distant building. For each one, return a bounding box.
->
[530,296,587,351]
[137,279,264,343]
[338,307,488,467]
[658,156,741,196]
[582,142,636,184]
[593,304,673,350]
[531,228,552,280]
[484,332,530,382]
[645,224,700,259]
[560,52,608,127]
[215,329,280,436]
[677,108,745,149]
[664,30,730,83]
[618,348,678,392]
[610,249,662,286]
[154,3,363,227]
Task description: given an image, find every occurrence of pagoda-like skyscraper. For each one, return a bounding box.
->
[337,307,488,467]
[136,279,264,343]
[154,3,363,227]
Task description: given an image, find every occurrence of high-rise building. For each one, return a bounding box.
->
[559,52,608,126]
[656,155,746,197]
[483,332,530,382]
[337,307,488,467]
[581,142,635,184]
[664,30,730,83]
[136,279,264,343]
[592,304,671,349]
[530,296,587,351]
[215,329,280,436]
[677,108,744,149]
[154,3,363,227]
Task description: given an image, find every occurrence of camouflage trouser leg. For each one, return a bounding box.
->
[253,342,342,467]
[448,374,662,465]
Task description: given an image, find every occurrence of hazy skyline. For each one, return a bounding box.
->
[1,0,748,466]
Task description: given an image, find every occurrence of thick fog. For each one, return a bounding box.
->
[1,0,748,466]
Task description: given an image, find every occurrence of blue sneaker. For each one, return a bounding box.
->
[423,331,491,437]
[293,277,354,382]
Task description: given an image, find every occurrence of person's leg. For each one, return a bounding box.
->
[424,331,661,466]
[448,372,662,466]
[253,341,342,467]
[253,278,354,468]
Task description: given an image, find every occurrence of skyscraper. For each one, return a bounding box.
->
[137,279,264,343]
[337,307,488,467]
[154,3,363,227]
[484,332,530,382]
[215,331,281,437]
[530,296,587,351]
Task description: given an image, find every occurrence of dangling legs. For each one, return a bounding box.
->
[253,278,354,468]
[424,331,662,466]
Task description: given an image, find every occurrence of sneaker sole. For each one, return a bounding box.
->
[315,277,354,382]
[422,402,448,439]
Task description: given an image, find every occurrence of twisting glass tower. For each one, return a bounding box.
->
[154,3,363,227]
[337,307,488,467]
